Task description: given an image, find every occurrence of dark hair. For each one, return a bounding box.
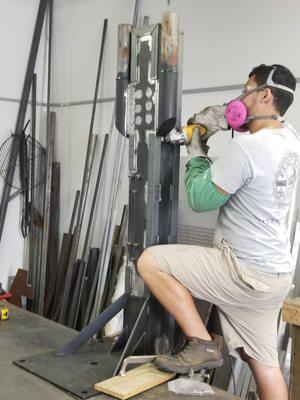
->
[249,64,296,115]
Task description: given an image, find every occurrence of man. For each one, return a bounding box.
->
[137,64,299,400]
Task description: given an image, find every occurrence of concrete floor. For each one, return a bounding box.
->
[0,301,241,400]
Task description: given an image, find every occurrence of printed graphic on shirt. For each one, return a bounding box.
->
[273,152,299,208]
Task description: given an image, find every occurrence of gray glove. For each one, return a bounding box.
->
[187,105,229,142]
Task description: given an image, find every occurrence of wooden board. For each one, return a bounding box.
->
[282,297,300,327]
[290,326,300,400]
[94,363,175,400]
[8,269,34,307]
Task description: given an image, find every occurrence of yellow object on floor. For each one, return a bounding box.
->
[0,306,9,320]
[94,363,175,400]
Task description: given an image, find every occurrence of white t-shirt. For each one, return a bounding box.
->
[211,124,300,273]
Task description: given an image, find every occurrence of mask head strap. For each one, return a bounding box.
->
[265,68,295,95]
[240,67,295,99]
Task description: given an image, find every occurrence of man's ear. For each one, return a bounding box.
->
[262,87,273,104]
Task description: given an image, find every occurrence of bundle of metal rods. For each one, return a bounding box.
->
[43,17,128,330]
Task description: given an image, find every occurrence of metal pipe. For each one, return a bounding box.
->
[157,12,180,137]
[0,0,49,242]
[160,12,179,73]
[57,292,130,356]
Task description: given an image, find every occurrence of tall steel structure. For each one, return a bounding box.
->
[115,12,183,356]
[116,11,182,270]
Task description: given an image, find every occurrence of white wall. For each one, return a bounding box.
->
[0,0,48,289]
[1,0,300,287]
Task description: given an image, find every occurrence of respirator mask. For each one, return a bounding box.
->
[225,68,295,132]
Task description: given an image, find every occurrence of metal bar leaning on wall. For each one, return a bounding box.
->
[44,161,60,317]
[28,73,37,287]
[59,18,108,326]
[0,0,49,242]
[38,111,55,315]
[38,0,53,316]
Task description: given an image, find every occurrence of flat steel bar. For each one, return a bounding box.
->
[57,292,130,356]
[38,111,55,315]
[28,73,37,285]
[37,0,53,316]
[44,161,60,317]
[0,0,49,241]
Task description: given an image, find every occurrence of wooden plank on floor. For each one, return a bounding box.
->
[94,363,175,400]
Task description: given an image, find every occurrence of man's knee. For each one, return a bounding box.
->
[137,250,159,277]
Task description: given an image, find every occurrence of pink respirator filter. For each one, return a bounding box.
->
[225,100,248,132]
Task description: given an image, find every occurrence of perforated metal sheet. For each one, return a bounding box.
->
[177,223,215,247]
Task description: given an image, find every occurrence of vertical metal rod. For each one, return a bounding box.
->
[133,0,142,28]
[70,134,110,328]
[28,73,37,285]
[38,0,53,316]
[46,0,53,130]
[0,0,49,242]
[59,19,108,325]
[38,112,55,315]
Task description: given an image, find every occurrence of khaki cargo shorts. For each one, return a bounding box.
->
[146,239,292,367]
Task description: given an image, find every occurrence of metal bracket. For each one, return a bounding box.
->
[119,355,157,376]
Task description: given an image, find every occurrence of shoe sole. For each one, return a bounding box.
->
[155,358,224,375]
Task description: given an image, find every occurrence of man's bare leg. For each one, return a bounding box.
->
[137,250,211,340]
[245,354,288,400]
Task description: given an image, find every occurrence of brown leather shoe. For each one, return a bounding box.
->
[154,337,223,374]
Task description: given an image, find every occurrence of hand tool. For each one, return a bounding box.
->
[164,124,207,145]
